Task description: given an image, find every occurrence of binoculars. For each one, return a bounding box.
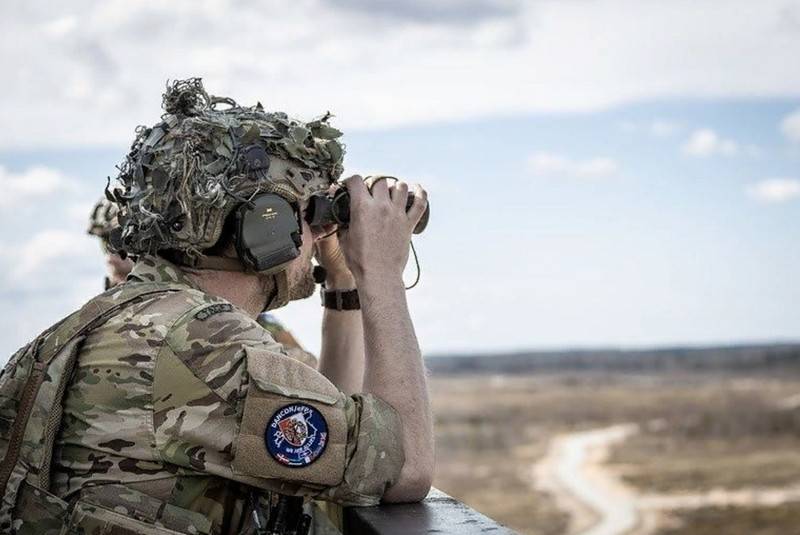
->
[305,188,430,235]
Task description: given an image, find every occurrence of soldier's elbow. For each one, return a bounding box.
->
[403,472,434,503]
[382,465,434,503]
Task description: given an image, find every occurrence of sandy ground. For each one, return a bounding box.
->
[535,424,641,535]
[431,374,800,534]
[534,423,800,535]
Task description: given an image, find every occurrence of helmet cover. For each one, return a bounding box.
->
[109,78,345,260]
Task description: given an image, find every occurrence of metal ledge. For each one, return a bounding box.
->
[313,488,516,535]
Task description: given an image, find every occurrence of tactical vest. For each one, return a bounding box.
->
[0,282,221,535]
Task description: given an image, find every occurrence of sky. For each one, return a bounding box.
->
[1,0,799,358]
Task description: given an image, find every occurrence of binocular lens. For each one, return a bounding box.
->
[305,190,349,228]
[306,189,429,234]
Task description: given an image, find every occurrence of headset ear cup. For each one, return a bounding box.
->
[234,194,302,273]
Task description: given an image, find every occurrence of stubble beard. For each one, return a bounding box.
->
[257,259,316,310]
[287,260,316,301]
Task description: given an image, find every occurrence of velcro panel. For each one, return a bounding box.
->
[232,347,347,487]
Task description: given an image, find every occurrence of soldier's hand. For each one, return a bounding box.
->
[337,175,428,284]
[312,185,356,288]
[314,232,355,290]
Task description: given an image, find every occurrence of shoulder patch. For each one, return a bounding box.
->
[194,303,234,321]
[266,403,329,467]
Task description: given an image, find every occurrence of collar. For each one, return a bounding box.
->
[127,255,202,290]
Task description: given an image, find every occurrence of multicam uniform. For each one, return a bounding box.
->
[0,79,402,535]
[88,196,316,371]
[50,256,404,534]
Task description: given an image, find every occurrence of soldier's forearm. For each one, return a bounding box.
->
[359,275,434,503]
[318,270,365,393]
[319,305,365,395]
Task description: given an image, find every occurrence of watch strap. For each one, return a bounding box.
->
[321,288,360,310]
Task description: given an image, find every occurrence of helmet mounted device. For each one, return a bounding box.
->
[234,193,303,273]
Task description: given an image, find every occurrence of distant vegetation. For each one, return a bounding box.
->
[432,370,800,534]
[426,344,800,375]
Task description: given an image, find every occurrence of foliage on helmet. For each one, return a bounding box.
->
[87,197,120,243]
[109,78,345,259]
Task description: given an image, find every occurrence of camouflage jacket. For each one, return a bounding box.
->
[51,256,404,534]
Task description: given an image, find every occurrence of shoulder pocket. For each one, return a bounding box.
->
[232,347,349,487]
[245,346,340,406]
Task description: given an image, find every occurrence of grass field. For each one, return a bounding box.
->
[655,504,800,535]
[430,372,800,535]
[431,375,568,534]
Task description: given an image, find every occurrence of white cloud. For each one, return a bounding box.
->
[0,165,73,207]
[11,229,94,280]
[42,15,78,37]
[528,152,619,178]
[743,144,765,158]
[619,119,683,137]
[528,152,570,174]
[781,108,800,143]
[1,0,799,148]
[328,0,522,25]
[650,120,682,137]
[0,163,105,360]
[575,158,620,178]
[747,178,800,203]
[682,128,739,157]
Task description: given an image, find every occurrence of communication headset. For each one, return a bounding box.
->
[232,193,303,273]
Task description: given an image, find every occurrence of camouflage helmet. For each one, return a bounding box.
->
[110,78,345,260]
[87,196,120,245]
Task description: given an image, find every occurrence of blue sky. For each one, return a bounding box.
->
[1,0,799,358]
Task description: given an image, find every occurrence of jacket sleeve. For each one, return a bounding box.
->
[154,301,404,506]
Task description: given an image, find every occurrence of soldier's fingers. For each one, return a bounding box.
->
[368,176,390,202]
[312,223,337,242]
[391,181,409,208]
[407,184,428,225]
[344,175,367,205]
[364,175,391,189]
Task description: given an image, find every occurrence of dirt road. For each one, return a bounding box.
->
[535,424,640,535]
[534,423,800,535]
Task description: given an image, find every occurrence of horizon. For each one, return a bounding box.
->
[1,0,798,360]
[424,338,800,358]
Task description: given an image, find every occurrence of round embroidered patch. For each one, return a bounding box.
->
[265,403,329,467]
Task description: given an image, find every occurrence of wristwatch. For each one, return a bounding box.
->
[320,287,360,310]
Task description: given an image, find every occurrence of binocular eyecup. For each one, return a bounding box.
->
[305,188,430,234]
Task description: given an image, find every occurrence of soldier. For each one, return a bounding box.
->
[86,197,134,289]
[1,79,433,535]
[89,197,317,368]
